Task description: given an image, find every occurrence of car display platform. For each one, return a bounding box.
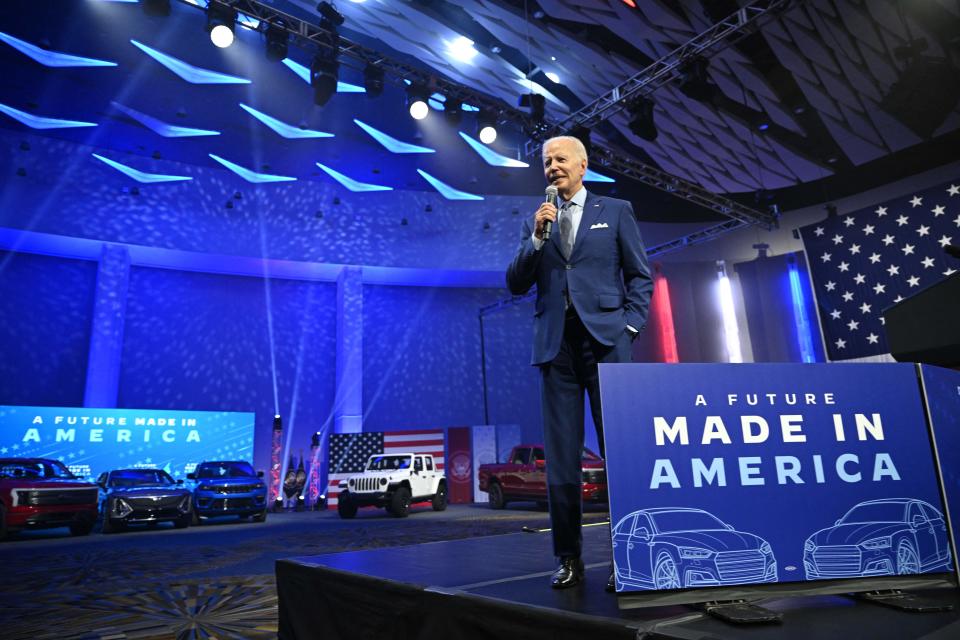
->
[276,524,960,640]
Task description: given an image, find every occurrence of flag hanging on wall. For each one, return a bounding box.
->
[799,179,959,361]
[326,429,445,507]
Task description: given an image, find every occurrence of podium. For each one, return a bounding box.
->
[884,273,960,367]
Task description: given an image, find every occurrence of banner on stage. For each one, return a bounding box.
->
[0,405,255,480]
[600,363,954,597]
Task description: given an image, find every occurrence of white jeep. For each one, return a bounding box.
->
[337,453,447,518]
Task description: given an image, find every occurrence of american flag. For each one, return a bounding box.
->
[799,180,960,361]
[326,429,445,506]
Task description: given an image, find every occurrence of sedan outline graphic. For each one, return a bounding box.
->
[612,507,778,591]
[803,498,952,579]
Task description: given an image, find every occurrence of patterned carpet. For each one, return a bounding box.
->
[0,507,609,639]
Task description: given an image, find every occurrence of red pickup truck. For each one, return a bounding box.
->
[0,458,98,539]
[477,444,607,509]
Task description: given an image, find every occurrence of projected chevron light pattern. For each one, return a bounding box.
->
[111,102,220,137]
[0,31,117,67]
[130,40,251,84]
[92,154,193,183]
[208,154,296,183]
[417,170,483,201]
[0,103,97,129]
[239,104,333,139]
[458,132,528,168]
[354,120,435,154]
[316,163,392,192]
[280,58,365,93]
[585,168,615,183]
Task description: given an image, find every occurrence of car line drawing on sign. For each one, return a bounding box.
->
[611,507,777,591]
[803,498,953,579]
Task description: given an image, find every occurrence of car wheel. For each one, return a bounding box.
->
[174,512,191,529]
[488,482,506,510]
[390,486,411,518]
[654,553,682,590]
[252,509,267,523]
[432,484,447,511]
[337,494,358,519]
[896,540,920,574]
[70,519,94,537]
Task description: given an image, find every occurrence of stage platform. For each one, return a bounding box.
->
[276,524,960,640]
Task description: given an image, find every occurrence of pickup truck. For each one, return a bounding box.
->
[477,444,607,509]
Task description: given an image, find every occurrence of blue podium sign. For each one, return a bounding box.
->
[0,405,255,480]
[600,363,954,601]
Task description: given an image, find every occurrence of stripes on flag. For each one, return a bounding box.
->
[799,180,959,361]
[326,429,445,507]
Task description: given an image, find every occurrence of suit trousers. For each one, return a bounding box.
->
[540,309,633,559]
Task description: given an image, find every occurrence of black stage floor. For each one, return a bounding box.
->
[276,524,960,640]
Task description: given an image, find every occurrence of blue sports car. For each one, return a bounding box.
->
[803,498,952,579]
[612,507,777,591]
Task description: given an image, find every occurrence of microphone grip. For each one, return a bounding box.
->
[542,218,553,241]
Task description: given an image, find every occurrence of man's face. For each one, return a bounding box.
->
[542,139,586,197]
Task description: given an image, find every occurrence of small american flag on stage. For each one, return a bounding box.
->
[326,429,445,506]
[799,180,959,361]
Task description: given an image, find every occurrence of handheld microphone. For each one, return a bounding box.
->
[543,185,558,241]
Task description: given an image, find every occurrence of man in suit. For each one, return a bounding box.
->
[506,136,652,590]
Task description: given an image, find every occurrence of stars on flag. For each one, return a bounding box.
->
[801,180,960,360]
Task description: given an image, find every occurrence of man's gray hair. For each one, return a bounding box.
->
[543,136,588,163]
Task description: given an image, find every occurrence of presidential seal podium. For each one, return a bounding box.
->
[276,362,960,639]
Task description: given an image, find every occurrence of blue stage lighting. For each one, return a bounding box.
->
[130,39,251,84]
[584,168,615,183]
[0,32,117,67]
[208,154,296,183]
[0,103,97,129]
[92,154,193,183]
[316,163,392,192]
[458,132,528,167]
[111,102,220,137]
[239,103,333,139]
[353,119,435,153]
[417,170,483,201]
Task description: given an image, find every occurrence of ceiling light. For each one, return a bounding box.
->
[316,2,345,27]
[477,109,498,143]
[207,3,236,48]
[678,57,716,102]
[363,64,384,98]
[479,126,497,144]
[545,72,560,83]
[447,36,477,62]
[265,22,288,61]
[407,84,429,120]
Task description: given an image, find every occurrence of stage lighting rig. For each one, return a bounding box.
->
[478,110,498,144]
[407,84,430,120]
[445,100,463,125]
[317,2,345,28]
[264,21,289,61]
[363,64,385,98]
[627,97,657,141]
[207,2,237,48]
[311,47,340,106]
[678,57,716,102]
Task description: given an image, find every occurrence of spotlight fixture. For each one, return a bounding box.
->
[207,2,237,49]
[265,22,288,61]
[407,84,429,120]
[311,48,340,106]
[142,0,171,17]
[477,109,498,144]
[627,97,657,141]
[519,93,545,122]
[363,64,384,98]
[445,99,463,125]
[317,1,345,27]
[678,57,716,102]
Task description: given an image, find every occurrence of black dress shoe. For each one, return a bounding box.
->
[605,568,616,593]
[550,557,585,589]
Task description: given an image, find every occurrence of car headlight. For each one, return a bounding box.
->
[760,542,772,555]
[804,539,815,553]
[679,546,713,559]
[380,478,388,486]
[860,536,892,550]
[178,495,191,513]
[349,478,355,487]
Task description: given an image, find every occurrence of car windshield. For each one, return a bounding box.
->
[0,460,75,480]
[651,510,727,533]
[196,461,256,479]
[840,502,907,524]
[367,455,411,471]
[109,469,174,488]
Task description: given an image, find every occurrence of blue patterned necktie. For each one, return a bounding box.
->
[559,201,574,259]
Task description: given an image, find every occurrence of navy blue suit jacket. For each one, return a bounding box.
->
[506,192,653,365]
